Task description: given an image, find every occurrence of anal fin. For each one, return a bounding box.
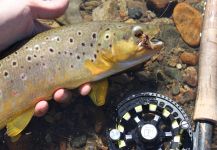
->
[89,79,108,106]
[6,108,34,138]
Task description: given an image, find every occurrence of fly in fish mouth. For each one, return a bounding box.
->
[138,34,164,51]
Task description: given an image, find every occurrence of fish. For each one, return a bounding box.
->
[0,21,164,139]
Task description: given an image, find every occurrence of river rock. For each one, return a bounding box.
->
[92,0,121,21]
[183,66,198,87]
[128,8,143,19]
[180,52,198,66]
[173,2,202,47]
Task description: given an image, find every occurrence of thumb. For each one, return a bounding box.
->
[29,0,69,19]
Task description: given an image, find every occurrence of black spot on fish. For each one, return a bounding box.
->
[106,28,110,31]
[90,43,93,47]
[70,65,74,68]
[81,43,85,46]
[56,37,60,41]
[49,48,54,53]
[91,59,94,62]
[27,56,32,61]
[109,44,112,48]
[78,31,82,36]
[58,52,61,55]
[69,38,74,43]
[82,52,85,56]
[92,33,97,39]
[94,54,97,59]
[96,50,99,53]
[12,61,17,66]
[77,55,80,59]
[3,71,8,77]
[35,46,39,50]
[34,55,37,58]
[20,66,24,69]
[98,43,101,46]
[70,52,73,56]
[105,34,110,39]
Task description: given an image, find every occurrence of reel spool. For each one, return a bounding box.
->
[107,92,193,150]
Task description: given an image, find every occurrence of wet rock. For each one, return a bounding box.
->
[57,0,83,25]
[92,0,120,21]
[128,8,143,19]
[168,57,178,67]
[80,1,101,11]
[164,67,182,82]
[192,0,206,13]
[173,2,202,47]
[146,0,177,17]
[155,69,171,84]
[183,67,198,87]
[182,88,196,103]
[171,81,180,96]
[127,0,147,11]
[71,135,87,148]
[119,0,128,19]
[180,52,198,66]
[174,86,196,104]
[135,71,152,82]
[143,10,157,21]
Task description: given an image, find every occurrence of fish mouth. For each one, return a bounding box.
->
[138,34,164,51]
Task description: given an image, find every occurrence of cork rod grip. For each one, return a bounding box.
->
[193,0,217,123]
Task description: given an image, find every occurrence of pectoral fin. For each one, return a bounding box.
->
[6,108,34,138]
[89,79,108,106]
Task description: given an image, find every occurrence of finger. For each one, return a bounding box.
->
[53,88,72,103]
[79,83,91,96]
[34,101,49,117]
[29,0,69,19]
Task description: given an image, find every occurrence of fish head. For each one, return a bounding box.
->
[84,22,164,77]
[97,23,164,67]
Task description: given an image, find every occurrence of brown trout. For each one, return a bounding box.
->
[0,21,163,138]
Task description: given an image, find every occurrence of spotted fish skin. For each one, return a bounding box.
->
[0,21,163,131]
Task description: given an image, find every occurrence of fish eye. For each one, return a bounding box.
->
[132,26,143,38]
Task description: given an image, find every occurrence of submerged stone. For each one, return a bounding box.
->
[173,2,202,47]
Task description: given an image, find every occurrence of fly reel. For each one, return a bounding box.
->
[107,92,193,150]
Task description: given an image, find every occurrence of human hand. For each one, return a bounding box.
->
[34,84,91,117]
[0,0,91,117]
